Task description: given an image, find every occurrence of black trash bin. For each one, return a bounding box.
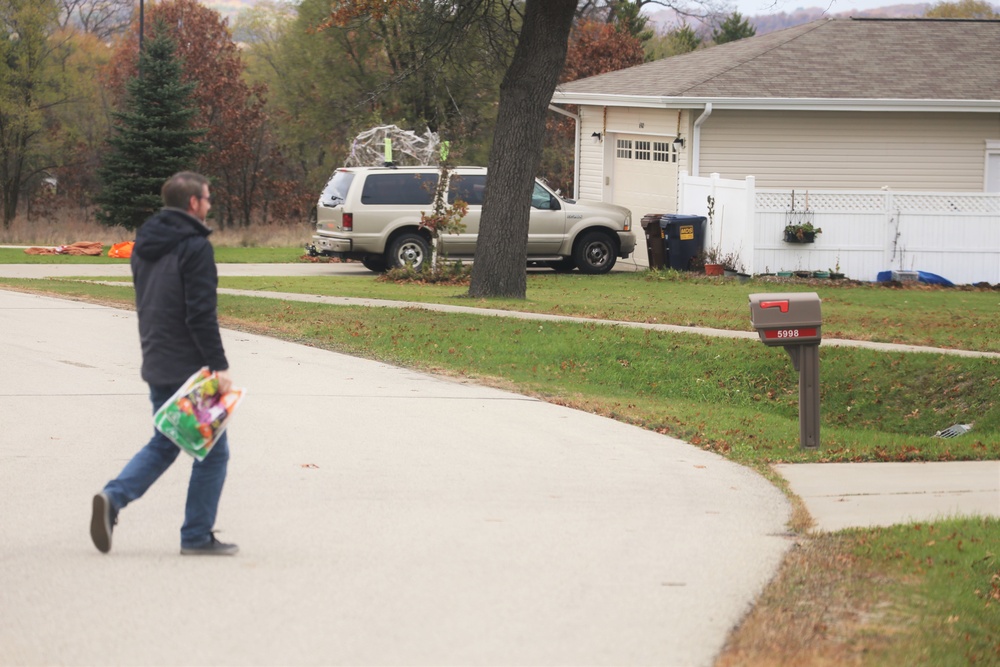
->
[640,213,667,269]
[660,214,707,271]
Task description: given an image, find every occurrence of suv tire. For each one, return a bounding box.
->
[361,256,388,273]
[574,230,617,274]
[388,232,430,270]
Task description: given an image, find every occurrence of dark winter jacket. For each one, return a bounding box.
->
[131,207,229,387]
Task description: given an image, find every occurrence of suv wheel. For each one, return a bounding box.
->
[361,256,388,273]
[574,231,617,274]
[388,233,429,270]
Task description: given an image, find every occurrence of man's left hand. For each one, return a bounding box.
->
[215,369,233,395]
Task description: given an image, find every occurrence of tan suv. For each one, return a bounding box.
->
[307,166,635,273]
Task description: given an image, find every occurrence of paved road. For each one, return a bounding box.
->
[0,289,791,666]
[0,256,647,279]
[2,262,996,666]
[0,260,374,278]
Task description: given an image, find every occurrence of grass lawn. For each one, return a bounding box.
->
[2,273,996,466]
[288,271,1000,352]
[718,517,1000,666]
[88,270,1000,353]
[1,265,997,665]
[0,246,306,264]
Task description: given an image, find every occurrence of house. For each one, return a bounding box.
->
[550,18,1000,225]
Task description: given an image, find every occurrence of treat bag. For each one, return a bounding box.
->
[153,367,245,461]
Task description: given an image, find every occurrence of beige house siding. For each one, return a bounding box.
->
[579,107,605,201]
[677,110,690,177]
[606,107,680,136]
[699,110,1000,190]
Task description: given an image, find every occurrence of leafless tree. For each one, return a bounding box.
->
[58,0,133,39]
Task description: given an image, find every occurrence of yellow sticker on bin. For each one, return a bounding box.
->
[680,225,694,240]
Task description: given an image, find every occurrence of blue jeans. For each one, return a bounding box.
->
[103,383,230,548]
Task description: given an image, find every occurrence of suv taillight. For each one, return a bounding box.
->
[342,213,353,231]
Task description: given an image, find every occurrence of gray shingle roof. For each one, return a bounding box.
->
[555,18,1000,101]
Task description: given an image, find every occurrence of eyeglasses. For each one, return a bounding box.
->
[200,194,212,203]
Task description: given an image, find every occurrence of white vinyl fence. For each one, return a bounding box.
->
[674,172,1000,284]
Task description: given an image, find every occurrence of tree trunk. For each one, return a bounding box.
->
[1,148,25,229]
[467,0,577,299]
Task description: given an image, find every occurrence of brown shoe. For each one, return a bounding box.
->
[90,493,116,554]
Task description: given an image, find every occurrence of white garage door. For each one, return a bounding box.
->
[612,134,679,225]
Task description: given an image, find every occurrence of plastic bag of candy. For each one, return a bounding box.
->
[153,368,245,461]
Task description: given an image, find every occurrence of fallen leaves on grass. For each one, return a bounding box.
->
[715,535,902,666]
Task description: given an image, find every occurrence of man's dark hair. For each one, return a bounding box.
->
[161,172,210,210]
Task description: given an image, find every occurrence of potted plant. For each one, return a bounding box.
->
[783,221,822,243]
[702,195,725,275]
[701,247,725,275]
[829,256,845,279]
[718,250,746,277]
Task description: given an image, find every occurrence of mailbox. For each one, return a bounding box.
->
[749,292,822,346]
[749,292,823,450]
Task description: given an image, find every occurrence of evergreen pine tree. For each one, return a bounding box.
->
[711,12,756,46]
[96,23,206,230]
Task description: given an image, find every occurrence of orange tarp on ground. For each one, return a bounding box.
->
[107,241,134,258]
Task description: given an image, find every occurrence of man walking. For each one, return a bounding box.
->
[90,171,238,556]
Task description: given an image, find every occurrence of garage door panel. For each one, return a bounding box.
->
[613,135,679,223]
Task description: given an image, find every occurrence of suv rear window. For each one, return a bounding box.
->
[320,171,355,206]
[448,174,487,206]
[361,173,438,205]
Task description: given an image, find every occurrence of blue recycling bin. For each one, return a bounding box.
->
[660,215,707,271]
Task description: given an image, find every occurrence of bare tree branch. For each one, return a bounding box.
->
[57,0,133,39]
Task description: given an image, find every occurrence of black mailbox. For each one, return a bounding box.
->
[749,292,822,346]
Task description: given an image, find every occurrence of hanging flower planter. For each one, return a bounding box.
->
[784,230,815,243]
[783,222,822,244]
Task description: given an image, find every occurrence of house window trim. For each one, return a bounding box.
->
[635,139,651,161]
[652,140,676,164]
[616,138,632,159]
[615,135,678,164]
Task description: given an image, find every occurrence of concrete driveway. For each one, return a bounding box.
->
[0,289,790,666]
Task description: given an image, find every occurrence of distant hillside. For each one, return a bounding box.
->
[648,3,938,35]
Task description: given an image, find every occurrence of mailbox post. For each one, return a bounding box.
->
[749,292,822,449]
